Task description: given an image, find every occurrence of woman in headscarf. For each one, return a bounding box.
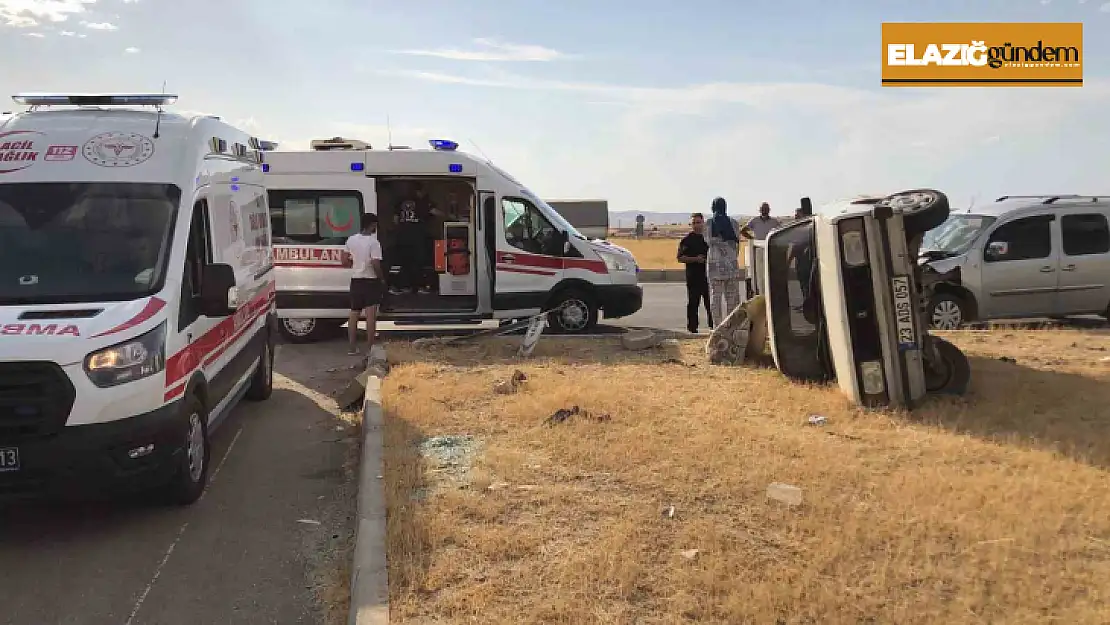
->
[705,196,743,324]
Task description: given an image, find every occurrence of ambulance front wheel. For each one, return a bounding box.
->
[548,289,598,334]
[278,317,330,343]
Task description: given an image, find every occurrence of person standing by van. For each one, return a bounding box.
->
[743,202,782,240]
[392,183,438,295]
[677,212,712,333]
[342,214,384,355]
[706,197,744,323]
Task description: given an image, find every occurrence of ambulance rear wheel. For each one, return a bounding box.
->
[278,317,328,343]
[548,289,598,334]
[924,336,971,396]
[879,189,950,236]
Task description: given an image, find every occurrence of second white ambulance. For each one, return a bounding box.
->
[262,138,642,339]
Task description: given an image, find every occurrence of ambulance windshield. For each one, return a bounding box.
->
[0,182,180,305]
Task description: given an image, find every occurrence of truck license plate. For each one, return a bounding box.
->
[891,275,917,350]
[0,447,19,472]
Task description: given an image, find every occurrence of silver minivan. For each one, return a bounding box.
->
[920,195,1110,329]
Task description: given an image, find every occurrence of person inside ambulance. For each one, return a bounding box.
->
[72,194,162,286]
[391,182,443,295]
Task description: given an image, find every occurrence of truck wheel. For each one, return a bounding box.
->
[163,394,210,506]
[278,317,327,343]
[879,189,950,235]
[928,293,966,330]
[548,290,598,334]
[924,336,971,396]
[246,332,274,401]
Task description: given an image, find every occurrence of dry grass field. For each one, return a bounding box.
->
[381,329,1110,624]
[611,237,747,271]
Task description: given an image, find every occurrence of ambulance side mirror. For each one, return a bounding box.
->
[199,263,238,317]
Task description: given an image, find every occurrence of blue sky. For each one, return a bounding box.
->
[2,0,1109,216]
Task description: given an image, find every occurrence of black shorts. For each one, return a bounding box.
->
[350,278,384,310]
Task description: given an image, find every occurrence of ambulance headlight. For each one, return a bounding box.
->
[598,251,634,273]
[84,322,167,388]
[859,360,885,396]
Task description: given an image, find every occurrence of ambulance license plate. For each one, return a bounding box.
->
[891,275,917,350]
[0,447,19,472]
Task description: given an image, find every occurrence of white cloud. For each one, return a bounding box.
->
[390,38,572,62]
[123,46,138,53]
[23,30,43,36]
[0,0,95,27]
[379,66,1110,213]
[81,19,115,29]
[1101,1,1110,10]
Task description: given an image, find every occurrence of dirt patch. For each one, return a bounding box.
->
[381,330,1110,624]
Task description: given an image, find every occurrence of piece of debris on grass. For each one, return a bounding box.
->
[662,505,676,519]
[621,329,662,351]
[493,369,528,395]
[297,519,322,526]
[766,482,803,507]
[418,435,483,489]
[807,414,828,426]
[679,549,700,560]
[544,405,612,426]
[998,356,1017,364]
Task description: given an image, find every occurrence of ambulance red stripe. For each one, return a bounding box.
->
[495,251,607,274]
[162,283,275,402]
[92,297,167,338]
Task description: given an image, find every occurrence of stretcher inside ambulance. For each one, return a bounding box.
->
[263,138,643,340]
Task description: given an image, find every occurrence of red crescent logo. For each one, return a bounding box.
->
[325,211,354,231]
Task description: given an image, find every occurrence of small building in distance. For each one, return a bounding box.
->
[544,199,608,239]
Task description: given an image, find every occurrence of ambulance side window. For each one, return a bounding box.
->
[502,197,561,256]
[179,200,213,331]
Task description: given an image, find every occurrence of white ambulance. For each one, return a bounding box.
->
[0,93,276,505]
[262,138,642,340]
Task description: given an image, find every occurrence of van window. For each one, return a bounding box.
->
[1062,213,1110,256]
[179,199,213,330]
[0,182,180,305]
[985,215,1052,262]
[269,190,363,245]
[502,197,562,256]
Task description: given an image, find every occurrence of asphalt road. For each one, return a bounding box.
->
[0,343,361,625]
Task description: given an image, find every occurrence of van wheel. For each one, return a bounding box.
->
[246,334,274,401]
[879,189,950,235]
[548,290,598,334]
[924,336,971,396]
[163,394,210,506]
[278,317,327,343]
[928,293,966,330]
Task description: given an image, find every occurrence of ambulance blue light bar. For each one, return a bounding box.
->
[350,162,364,172]
[429,139,458,151]
[12,93,179,107]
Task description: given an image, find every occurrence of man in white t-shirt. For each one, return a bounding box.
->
[341,214,384,355]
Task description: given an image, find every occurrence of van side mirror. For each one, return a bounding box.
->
[985,241,1009,261]
[199,263,238,317]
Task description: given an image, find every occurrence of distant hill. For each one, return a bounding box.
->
[610,211,756,227]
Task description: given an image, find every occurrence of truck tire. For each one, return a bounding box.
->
[548,289,598,334]
[928,293,967,330]
[246,331,274,401]
[163,394,210,506]
[879,189,950,236]
[924,336,971,396]
[278,317,329,343]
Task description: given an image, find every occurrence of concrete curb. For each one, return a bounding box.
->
[349,348,390,625]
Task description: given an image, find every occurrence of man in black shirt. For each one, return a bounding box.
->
[677,212,713,333]
[392,183,440,295]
